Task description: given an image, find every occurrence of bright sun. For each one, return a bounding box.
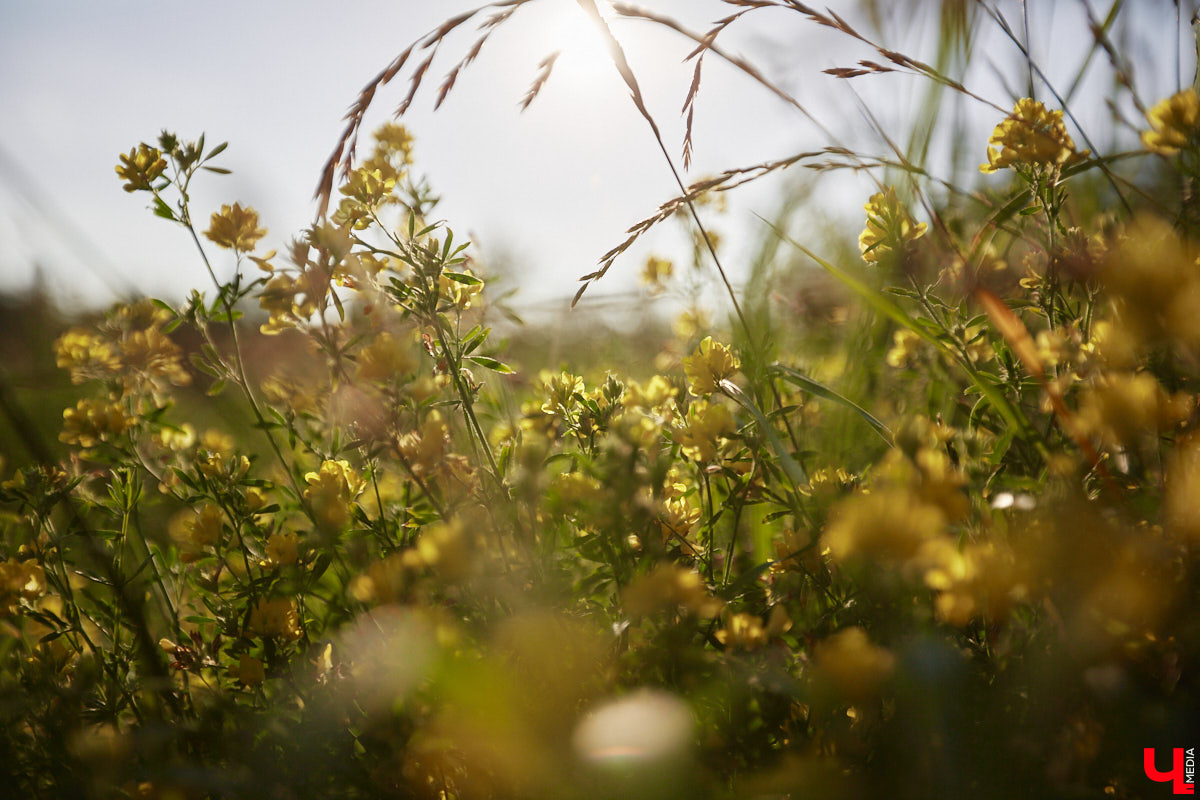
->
[541,0,617,86]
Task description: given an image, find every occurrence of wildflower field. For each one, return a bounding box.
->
[2,1,1200,797]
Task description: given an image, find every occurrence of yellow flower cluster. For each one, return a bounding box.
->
[1141,88,1200,155]
[258,270,319,335]
[232,655,265,686]
[60,398,130,447]
[812,627,894,702]
[204,203,267,252]
[683,337,739,396]
[415,520,477,583]
[539,371,584,416]
[303,459,363,532]
[121,327,191,389]
[248,597,302,640]
[168,503,225,553]
[858,186,927,265]
[0,557,46,614]
[980,98,1087,174]
[622,374,678,418]
[640,255,674,292]
[885,329,922,368]
[55,329,119,383]
[396,410,448,474]
[1074,371,1192,449]
[1099,216,1200,356]
[437,270,484,309]
[362,122,414,185]
[115,144,167,192]
[265,532,300,567]
[715,606,791,651]
[675,400,735,462]
[621,563,724,619]
[348,550,423,604]
[823,486,946,564]
[356,330,418,385]
[55,303,191,398]
[334,168,397,230]
[922,539,1027,626]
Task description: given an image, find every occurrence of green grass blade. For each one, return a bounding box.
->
[769,363,892,446]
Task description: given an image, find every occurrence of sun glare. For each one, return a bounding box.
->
[542,0,616,86]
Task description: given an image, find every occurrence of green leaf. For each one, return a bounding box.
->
[309,552,333,582]
[467,355,514,374]
[202,166,233,175]
[152,197,177,222]
[770,364,892,445]
[718,379,806,488]
[205,141,228,160]
[442,271,483,286]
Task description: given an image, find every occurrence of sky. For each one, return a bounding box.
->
[0,0,1188,317]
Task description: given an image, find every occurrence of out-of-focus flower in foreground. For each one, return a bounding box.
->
[1141,88,1200,155]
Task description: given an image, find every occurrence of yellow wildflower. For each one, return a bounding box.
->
[812,627,895,702]
[363,122,415,183]
[438,271,484,309]
[1075,371,1193,448]
[396,410,448,473]
[539,370,585,415]
[265,532,300,567]
[716,612,767,650]
[248,597,302,640]
[550,471,606,506]
[232,655,266,686]
[858,186,927,264]
[153,423,196,452]
[416,519,476,582]
[621,563,724,619]
[1141,88,1200,155]
[683,337,740,396]
[168,503,224,551]
[356,330,418,384]
[640,255,674,291]
[675,400,735,462]
[885,329,922,368]
[303,459,362,532]
[257,272,317,334]
[60,398,130,447]
[1100,216,1200,354]
[922,539,1028,626]
[54,329,119,383]
[349,551,422,604]
[657,494,701,542]
[115,144,167,192]
[980,98,1088,174]
[204,202,267,252]
[0,557,46,613]
[120,327,191,387]
[623,374,678,416]
[823,487,946,566]
[339,167,395,207]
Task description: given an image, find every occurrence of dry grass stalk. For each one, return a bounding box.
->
[521,51,561,111]
[314,0,536,219]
